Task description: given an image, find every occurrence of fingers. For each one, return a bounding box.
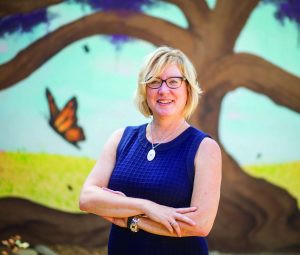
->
[113,218,127,228]
[169,220,182,237]
[105,217,127,228]
[174,207,197,225]
[102,187,126,196]
[143,203,196,237]
[156,217,180,236]
[102,216,114,224]
[161,219,174,234]
[175,213,196,226]
[114,191,126,196]
[175,207,197,214]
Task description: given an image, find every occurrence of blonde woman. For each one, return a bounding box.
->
[79,46,222,255]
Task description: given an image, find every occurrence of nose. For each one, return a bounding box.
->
[158,81,170,94]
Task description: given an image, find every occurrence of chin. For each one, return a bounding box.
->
[154,110,177,118]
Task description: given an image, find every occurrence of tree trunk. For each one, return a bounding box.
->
[192,83,300,252]
[0,197,110,248]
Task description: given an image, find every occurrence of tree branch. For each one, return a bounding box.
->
[0,0,211,34]
[164,0,210,35]
[0,11,194,90]
[203,53,300,113]
[207,0,259,56]
[0,0,63,17]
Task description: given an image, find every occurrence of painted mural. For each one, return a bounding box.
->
[0,0,300,253]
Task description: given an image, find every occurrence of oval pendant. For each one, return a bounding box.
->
[147,149,156,161]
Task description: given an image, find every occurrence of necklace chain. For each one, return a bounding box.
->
[149,120,186,150]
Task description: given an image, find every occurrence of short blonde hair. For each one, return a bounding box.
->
[135,46,202,120]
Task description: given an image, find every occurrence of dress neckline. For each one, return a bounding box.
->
[137,123,193,151]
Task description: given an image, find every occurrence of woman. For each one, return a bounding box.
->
[79,46,222,255]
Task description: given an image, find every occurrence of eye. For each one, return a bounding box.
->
[168,78,180,84]
[150,79,161,85]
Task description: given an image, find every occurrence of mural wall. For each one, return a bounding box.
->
[0,0,300,253]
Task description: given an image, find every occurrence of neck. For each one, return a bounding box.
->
[152,116,186,132]
[150,116,187,144]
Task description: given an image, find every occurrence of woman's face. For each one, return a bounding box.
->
[146,64,187,120]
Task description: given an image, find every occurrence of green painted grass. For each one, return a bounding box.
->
[0,151,95,212]
[0,151,299,212]
[243,161,300,207]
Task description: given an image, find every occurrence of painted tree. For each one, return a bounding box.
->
[0,0,300,252]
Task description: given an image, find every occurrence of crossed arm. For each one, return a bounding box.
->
[79,128,222,237]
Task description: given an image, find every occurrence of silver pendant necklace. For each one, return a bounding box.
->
[147,120,186,161]
[147,148,156,161]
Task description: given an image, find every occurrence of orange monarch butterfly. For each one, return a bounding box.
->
[46,88,85,148]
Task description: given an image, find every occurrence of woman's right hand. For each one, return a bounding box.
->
[142,200,197,237]
[101,187,197,236]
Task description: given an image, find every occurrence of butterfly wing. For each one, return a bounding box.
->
[46,88,59,122]
[56,97,85,146]
[53,97,77,133]
[46,89,85,148]
[64,126,85,145]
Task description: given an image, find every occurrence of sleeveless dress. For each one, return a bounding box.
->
[108,123,211,255]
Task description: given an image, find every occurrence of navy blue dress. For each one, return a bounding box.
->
[108,123,211,255]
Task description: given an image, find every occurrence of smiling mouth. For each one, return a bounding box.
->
[157,99,174,104]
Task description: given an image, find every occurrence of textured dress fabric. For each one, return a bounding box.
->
[108,123,211,255]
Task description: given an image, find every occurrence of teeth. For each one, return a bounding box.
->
[158,100,172,104]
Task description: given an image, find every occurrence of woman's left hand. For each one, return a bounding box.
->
[102,187,126,196]
[103,216,127,228]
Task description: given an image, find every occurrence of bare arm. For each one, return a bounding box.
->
[79,128,197,235]
[79,128,146,217]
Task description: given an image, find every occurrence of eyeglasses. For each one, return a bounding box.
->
[146,77,186,89]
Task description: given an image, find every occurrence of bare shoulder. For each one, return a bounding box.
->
[198,137,221,156]
[195,137,222,168]
[113,127,126,138]
[85,128,126,187]
[110,127,126,139]
[97,127,126,162]
[105,128,126,149]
